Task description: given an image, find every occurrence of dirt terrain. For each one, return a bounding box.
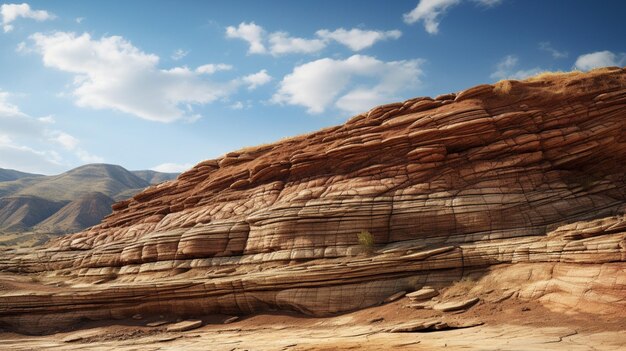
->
[0,274,623,350]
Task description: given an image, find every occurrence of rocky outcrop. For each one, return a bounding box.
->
[0,68,625,334]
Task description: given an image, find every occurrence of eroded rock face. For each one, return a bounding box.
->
[1,68,625,334]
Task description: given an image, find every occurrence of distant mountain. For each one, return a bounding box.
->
[0,164,180,237]
[0,196,68,232]
[0,164,150,202]
[0,168,44,182]
[131,170,179,184]
[35,192,115,234]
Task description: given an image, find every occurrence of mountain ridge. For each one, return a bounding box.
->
[0,164,179,236]
[0,168,44,182]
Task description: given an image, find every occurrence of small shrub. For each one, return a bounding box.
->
[357,230,375,254]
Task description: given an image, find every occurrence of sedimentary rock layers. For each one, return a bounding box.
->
[0,68,625,333]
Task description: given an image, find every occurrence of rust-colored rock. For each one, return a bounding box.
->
[0,68,625,335]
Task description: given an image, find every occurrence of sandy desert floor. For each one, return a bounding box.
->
[1,279,624,351]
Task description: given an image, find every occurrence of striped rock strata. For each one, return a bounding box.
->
[1,68,625,334]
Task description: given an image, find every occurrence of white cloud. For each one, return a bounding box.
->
[490,54,542,81]
[316,28,401,51]
[334,89,398,115]
[230,101,244,110]
[242,69,272,90]
[0,91,24,116]
[473,0,502,6]
[0,138,63,174]
[0,90,101,173]
[47,130,101,162]
[574,50,625,71]
[272,55,424,115]
[29,31,246,123]
[226,22,266,54]
[227,22,402,55]
[539,42,568,59]
[51,131,79,150]
[171,49,189,61]
[15,41,28,52]
[75,17,84,24]
[404,0,504,34]
[74,148,103,163]
[1,3,54,33]
[195,63,232,74]
[152,162,192,173]
[268,31,326,55]
[403,0,461,34]
[38,115,55,123]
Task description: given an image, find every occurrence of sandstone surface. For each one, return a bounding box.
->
[433,297,480,312]
[165,320,203,332]
[406,287,438,300]
[0,68,625,343]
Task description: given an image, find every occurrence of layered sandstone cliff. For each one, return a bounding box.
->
[1,68,625,334]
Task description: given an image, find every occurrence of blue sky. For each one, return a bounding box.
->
[0,0,624,174]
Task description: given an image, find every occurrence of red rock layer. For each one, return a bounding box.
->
[0,68,625,334]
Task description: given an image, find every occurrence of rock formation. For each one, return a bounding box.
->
[0,68,625,334]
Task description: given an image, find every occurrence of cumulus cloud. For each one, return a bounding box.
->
[539,42,568,59]
[242,69,272,90]
[1,3,54,33]
[316,28,402,51]
[490,55,542,81]
[272,55,424,115]
[28,31,253,123]
[268,32,326,55]
[0,90,101,173]
[227,22,402,55]
[574,50,625,71]
[404,0,503,34]
[152,162,193,173]
[195,63,232,74]
[226,22,266,54]
[227,22,325,55]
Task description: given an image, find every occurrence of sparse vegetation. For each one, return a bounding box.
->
[494,70,588,96]
[493,80,513,95]
[357,230,375,254]
[523,70,583,82]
